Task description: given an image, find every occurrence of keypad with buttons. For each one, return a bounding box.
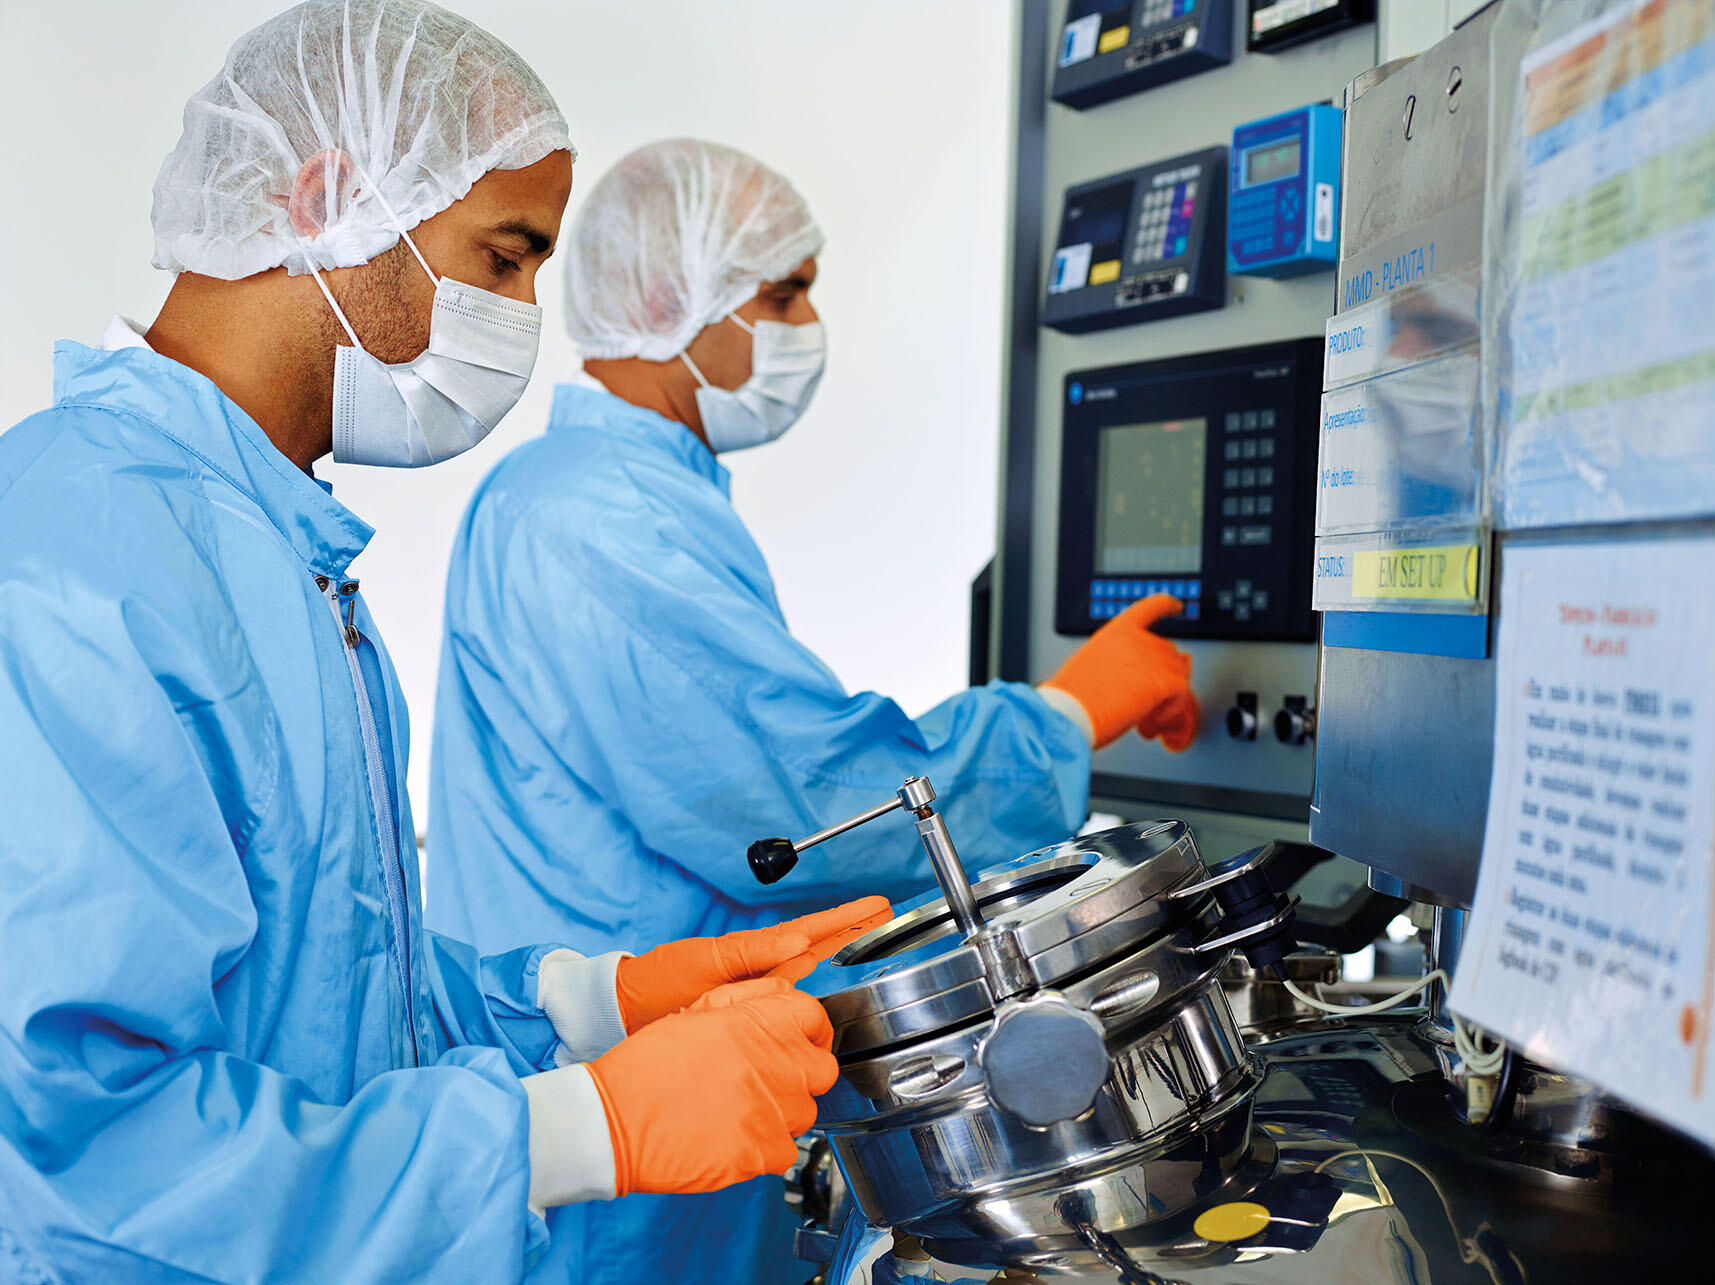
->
[1132,181,1198,266]
[1088,576,1203,620]
[1198,401,1291,632]
[1139,0,1199,24]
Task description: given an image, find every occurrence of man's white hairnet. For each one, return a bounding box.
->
[152,0,573,280]
[563,139,823,361]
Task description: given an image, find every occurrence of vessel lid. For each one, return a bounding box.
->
[803,820,1210,1056]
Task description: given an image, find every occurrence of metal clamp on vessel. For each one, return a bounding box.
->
[1169,842,1302,973]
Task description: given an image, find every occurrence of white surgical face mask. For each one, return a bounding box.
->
[679,314,826,454]
[310,229,541,468]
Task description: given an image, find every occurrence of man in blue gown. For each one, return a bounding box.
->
[0,10,863,1282]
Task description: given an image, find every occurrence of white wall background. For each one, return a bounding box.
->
[1379,0,1494,62]
[0,0,1016,812]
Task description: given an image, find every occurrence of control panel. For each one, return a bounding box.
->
[1044,147,1227,333]
[1055,339,1323,641]
[1053,0,1233,110]
[1228,104,1342,278]
[1008,5,1379,826]
[1247,0,1373,54]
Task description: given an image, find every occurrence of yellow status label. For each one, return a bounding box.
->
[1098,24,1130,54]
[1351,543,1482,602]
[1088,259,1122,286]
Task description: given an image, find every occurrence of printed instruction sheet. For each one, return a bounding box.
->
[1453,538,1715,1146]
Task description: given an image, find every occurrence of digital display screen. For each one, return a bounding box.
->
[1060,181,1133,254]
[1096,419,1207,574]
[1068,0,1130,17]
[1243,137,1302,187]
[1253,0,1343,38]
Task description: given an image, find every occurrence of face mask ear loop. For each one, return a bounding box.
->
[726,313,757,336]
[308,266,364,350]
[678,350,713,388]
[348,159,440,287]
[390,224,439,287]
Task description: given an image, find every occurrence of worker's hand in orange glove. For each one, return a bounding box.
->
[765,900,894,983]
[616,895,892,1032]
[589,977,839,1195]
[1040,594,1201,752]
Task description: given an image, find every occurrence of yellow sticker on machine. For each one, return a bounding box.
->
[1088,259,1122,286]
[1098,24,1130,53]
[1350,543,1482,602]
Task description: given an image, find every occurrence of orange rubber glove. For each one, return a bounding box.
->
[1041,594,1201,751]
[588,977,839,1195]
[615,895,892,1032]
[766,901,895,983]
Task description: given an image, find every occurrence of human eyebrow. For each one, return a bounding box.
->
[772,275,813,292]
[488,220,553,256]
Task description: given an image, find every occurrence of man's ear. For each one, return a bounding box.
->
[287,149,359,239]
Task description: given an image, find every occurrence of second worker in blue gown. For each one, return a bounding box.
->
[427,138,1205,1285]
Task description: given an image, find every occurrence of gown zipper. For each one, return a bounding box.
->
[318,574,419,1066]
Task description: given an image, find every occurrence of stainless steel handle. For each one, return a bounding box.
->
[756,776,990,941]
[791,796,907,852]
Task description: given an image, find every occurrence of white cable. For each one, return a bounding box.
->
[1312,1148,1517,1284]
[1312,1148,1472,1256]
[1282,968,1446,1017]
[1282,969,1508,1076]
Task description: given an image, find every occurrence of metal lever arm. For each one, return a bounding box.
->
[748,777,987,940]
[748,797,906,884]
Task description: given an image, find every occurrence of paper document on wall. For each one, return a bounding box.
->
[1453,538,1715,1146]
[1496,0,1715,528]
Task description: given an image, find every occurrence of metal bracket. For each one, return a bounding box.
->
[1162,845,1272,902]
[1192,896,1301,956]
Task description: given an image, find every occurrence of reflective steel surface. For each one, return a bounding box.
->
[806,814,1714,1283]
[825,988,1258,1240]
[808,822,1264,1256]
[822,1017,1715,1283]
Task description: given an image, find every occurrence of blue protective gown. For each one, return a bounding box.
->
[0,344,610,1283]
[427,384,1093,1284]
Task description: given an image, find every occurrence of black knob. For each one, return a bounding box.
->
[1225,692,1258,740]
[748,837,799,884]
[1274,697,1315,745]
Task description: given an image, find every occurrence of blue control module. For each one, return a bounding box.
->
[1227,103,1342,279]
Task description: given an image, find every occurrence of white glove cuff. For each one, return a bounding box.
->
[537,948,630,1068]
[1035,684,1096,749]
[521,1064,618,1211]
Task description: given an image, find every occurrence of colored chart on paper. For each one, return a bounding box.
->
[1499,0,1715,528]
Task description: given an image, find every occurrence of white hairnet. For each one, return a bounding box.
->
[563,139,824,361]
[152,0,573,280]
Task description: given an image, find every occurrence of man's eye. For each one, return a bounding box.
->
[489,250,522,275]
